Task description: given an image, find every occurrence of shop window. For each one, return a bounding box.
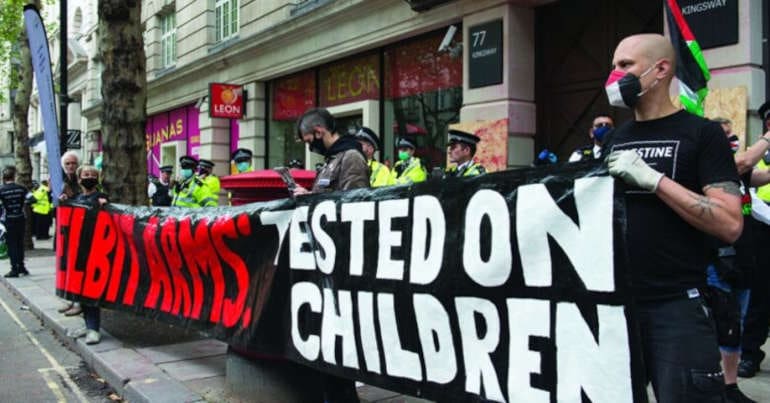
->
[269,70,316,168]
[160,12,176,68]
[215,0,239,42]
[384,29,463,170]
[319,52,380,108]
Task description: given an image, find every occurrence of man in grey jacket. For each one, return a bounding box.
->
[291,107,367,402]
[293,107,369,196]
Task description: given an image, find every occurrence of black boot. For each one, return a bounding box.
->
[4,270,20,278]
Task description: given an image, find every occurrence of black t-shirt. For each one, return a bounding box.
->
[74,191,109,207]
[0,183,32,220]
[609,110,739,298]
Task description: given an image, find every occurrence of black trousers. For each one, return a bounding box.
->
[637,296,725,403]
[4,217,25,272]
[33,212,51,239]
[741,219,770,362]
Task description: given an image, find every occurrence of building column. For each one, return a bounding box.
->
[460,4,535,168]
[237,82,267,170]
[198,100,231,202]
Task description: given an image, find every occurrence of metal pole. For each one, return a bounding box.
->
[60,0,68,155]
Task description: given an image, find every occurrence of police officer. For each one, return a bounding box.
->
[739,100,770,378]
[148,165,173,206]
[354,127,392,187]
[0,166,34,277]
[171,156,217,207]
[231,148,254,174]
[31,179,52,239]
[568,114,614,162]
[445,129,486,178]
[197,159,221,195]
[389,137,427,185]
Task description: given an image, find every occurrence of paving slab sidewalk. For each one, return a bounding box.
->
[3,239,769,402]
[0,239,426,403]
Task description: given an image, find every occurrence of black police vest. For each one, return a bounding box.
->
[574,145,595,162]
[151,181,172,206]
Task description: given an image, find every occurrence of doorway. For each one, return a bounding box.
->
[534,0,663,159]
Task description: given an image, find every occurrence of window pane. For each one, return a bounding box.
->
[215,7,222,41]
[231,0,238,35]
[383,30,462,170]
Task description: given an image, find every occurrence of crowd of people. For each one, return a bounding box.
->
[4,30,770,403]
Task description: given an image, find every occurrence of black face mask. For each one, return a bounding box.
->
[80,178,98,190]
[309,138,327,155]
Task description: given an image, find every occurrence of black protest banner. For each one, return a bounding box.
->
[56,162,645,402]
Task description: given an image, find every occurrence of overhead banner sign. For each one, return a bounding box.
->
[209,83,244,119]
[24,5,63,202]
[56,163,645,402]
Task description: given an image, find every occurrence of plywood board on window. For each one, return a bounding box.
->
[448,118,508,173]
[673,86,748,149]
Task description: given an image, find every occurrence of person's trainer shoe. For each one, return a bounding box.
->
[4,271,20,278]
[738,358,761,378]
[63,303,82,316]
[725,384,756,403]
[66,327,87,338]
[85,330,101,345]
[57,301,74,313]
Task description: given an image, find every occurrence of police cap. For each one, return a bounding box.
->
[199,159,215,169]
[759,101,770,123]
[231,148,253,162]
[179,155,198,168]
[159,165,173,173]
[354,127,380,150]
[396,137,416,149]
[448,129,481,146]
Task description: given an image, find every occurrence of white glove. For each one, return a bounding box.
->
[607,150,664,192]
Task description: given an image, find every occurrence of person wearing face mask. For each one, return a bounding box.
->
[197,159,221,195]
[568,114,614,162]
[231,148,254,174]
[388,137,427,185]
[289,107,366,402]
[64,165,108,345]
[603,34,744,403]
[292,107,369,196]
[171,156,217,207]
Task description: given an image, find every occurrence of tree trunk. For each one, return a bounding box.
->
[12,3,37,250]
[98,0,147,204]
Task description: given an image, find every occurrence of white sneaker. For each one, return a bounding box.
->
[85,330,101,345]
[67,327,87,338]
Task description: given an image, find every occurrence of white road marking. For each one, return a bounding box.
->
[0,293,89,402]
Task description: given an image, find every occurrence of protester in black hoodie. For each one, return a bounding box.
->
[293,107,369,195]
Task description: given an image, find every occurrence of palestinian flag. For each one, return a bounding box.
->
[664,0,710,116]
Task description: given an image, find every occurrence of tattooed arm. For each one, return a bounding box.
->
[655,178,743,243]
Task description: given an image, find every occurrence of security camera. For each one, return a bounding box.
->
[438,25,458,53]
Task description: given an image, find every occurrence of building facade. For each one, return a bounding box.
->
[136,0,767,179]
[17,1,768,181]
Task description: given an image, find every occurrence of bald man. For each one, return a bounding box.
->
[605,34,743,402]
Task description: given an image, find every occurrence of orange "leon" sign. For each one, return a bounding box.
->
[210,83,244,119]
